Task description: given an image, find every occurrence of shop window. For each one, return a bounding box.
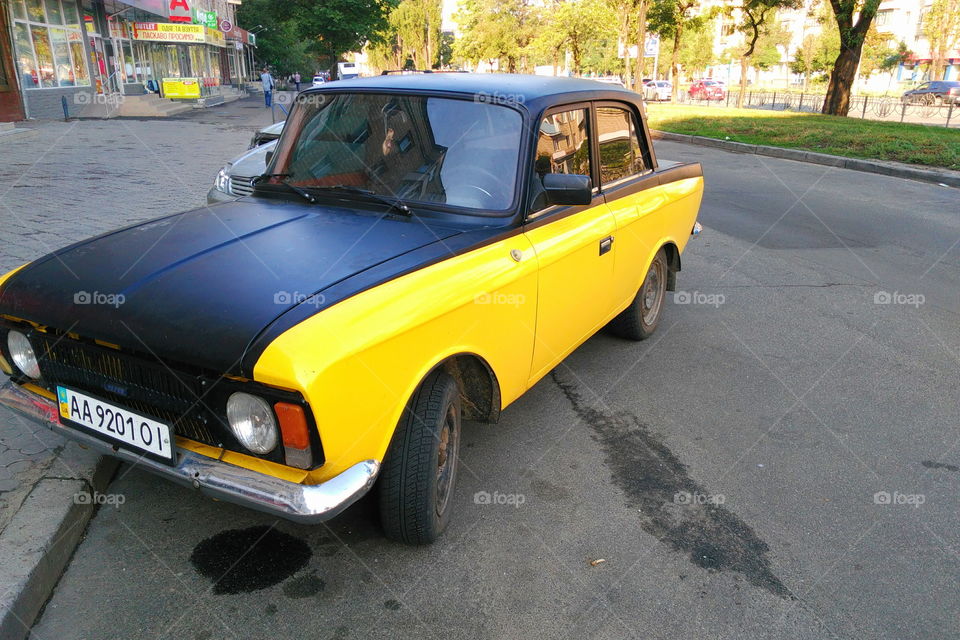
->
[61,0,79,27]
[596,106,648,185]
[122,41,136,83]
[68,40,89,86]
[42,0,63,25]
[49,27,73,86]
[12,3,89,90]
[25,0,44,22]
[29,26,56,87]
[12,0,28,21]
[13,23,38,88]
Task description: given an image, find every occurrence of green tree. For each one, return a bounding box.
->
[677,18,716,78]
[729,0,801,107]
[454,0,539,71]
[239,0,395,75]
[821,0,882,115]
[923,0,960,81]
[648,0,710,99]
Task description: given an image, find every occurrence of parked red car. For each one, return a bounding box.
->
[689,79,725,101]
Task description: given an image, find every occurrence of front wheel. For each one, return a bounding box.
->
[608,247,668,341]
[378,370,461,544]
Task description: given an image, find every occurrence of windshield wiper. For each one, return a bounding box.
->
[310,185,412,216]
[252,173,318,204]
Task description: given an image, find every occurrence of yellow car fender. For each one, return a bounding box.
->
[254,233,539,483]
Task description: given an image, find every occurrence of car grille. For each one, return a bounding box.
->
[31,333,219,445]
[229,174,255,197]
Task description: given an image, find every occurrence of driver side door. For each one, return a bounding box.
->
[523,105,617,385]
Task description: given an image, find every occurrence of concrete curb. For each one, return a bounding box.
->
[651,130,960,188]
[0,443,117,640]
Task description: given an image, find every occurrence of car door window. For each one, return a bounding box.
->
[596,106,649,185]
[531,107,591,212]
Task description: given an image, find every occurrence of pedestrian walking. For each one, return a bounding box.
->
[293,72,301,93]
[260,68,274,107]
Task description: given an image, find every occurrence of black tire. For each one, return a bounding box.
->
[378,370,461,544]
[608,248,668,341]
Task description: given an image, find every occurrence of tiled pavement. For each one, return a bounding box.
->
[0,96,283,534]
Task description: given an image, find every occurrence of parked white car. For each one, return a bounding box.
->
[208,121,284,204]
[312,75,325,88]
[644,80,672,102]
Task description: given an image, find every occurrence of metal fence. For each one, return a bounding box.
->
[671,90,958,128]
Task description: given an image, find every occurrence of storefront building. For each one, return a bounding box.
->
[6,0,93,119]
[4,0,243,118]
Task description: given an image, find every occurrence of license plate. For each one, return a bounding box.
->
[56,386,174,463]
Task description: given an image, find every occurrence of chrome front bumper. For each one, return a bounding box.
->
[0,380,379,523]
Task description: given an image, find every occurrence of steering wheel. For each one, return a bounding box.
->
[441,165,500,206]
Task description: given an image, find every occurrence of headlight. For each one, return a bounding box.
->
[214,167,230,193]
[226,392,278,454]
[7,330,41,379]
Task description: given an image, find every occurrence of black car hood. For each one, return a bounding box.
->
[0,199,474,375]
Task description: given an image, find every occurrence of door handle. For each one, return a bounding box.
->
[599,236,613,256]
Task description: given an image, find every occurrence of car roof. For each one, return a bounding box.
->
[306,72,640,112]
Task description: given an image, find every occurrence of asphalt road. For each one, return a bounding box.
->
[30,141,960,640]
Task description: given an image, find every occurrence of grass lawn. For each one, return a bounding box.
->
[644,104,960,171]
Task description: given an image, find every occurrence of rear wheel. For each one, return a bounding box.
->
[608,247,668,341]
[378,370,461,544]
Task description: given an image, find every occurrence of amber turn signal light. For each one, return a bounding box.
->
[275,402,309,449]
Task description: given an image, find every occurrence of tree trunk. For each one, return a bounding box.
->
[736,56,749,107]
[633,0,649,92]
[670,24,682,100]
[823,44,863,116]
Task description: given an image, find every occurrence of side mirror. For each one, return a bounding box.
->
[264,150,274,166]
[543,173,592,206]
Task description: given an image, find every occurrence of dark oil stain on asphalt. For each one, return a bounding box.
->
[552,370,793,599]
[384,599,402,610]
[922,460,959,472]
[283,571,326,598]
[190,525,312,594]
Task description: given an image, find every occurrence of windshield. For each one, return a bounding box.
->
[268,92,523,213]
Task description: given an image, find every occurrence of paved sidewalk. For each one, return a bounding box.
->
[0,95,276,637]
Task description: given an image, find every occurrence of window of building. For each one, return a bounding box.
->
[11,0,90,89]
[596,106,648,185]
[875,9,892,27]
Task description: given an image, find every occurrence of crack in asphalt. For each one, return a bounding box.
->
[551,369,794,599]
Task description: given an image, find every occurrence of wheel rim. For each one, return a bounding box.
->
[435,403,459,516]
[641,258,666,326]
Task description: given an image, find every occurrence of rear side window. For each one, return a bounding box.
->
[596,106,648,185]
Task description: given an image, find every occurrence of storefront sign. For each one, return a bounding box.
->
[169,0,192,23]
[205,27,225,47]
[133,22,205,43]
[162,77,201,99]
[219,18,233,33]
[132,23,226,47]
[192,8,218,30]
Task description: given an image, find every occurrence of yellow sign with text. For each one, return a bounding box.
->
[162,77,201,99]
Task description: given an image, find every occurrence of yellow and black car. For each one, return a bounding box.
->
[0,74,703,544]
